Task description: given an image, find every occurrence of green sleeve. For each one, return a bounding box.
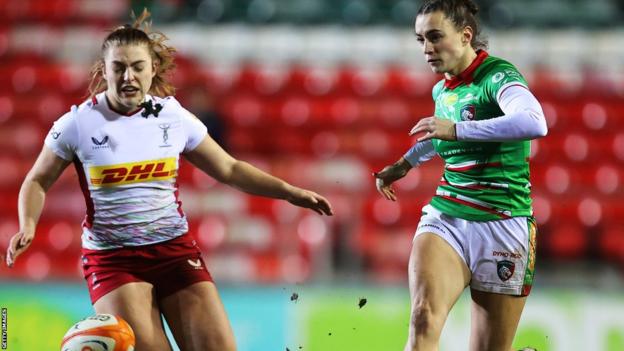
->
[483,61,528,102]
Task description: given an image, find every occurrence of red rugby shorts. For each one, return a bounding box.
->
[81,234,213,304]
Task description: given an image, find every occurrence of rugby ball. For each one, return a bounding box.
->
[60,314,135,351]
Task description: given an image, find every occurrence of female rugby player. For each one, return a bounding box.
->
[375,1,547,350]
[5,10,332,351]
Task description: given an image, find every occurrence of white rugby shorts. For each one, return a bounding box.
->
[415,205,537,296]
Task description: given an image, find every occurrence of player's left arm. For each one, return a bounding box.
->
[454,84,548,142]
[409,85,548,142]
[184,135,333,216]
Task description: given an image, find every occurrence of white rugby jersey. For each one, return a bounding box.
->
[45,92,207,250]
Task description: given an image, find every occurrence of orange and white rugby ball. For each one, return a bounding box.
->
[60,314,135,351]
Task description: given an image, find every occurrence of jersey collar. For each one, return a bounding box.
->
[443,50,489,90]
[102,92,149,117]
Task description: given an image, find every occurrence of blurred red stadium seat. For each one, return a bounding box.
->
[1,35,624,282]
[543,222,588,259]
[599,226,624,263]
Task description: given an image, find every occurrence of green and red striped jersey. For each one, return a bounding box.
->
[428,51,532,221]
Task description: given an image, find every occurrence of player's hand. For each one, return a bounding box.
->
[287,187,333,216]
[5,230,35,268]
[409,116,457,142]
[373,158,411,201]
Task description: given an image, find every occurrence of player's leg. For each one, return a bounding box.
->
[94,282,173,350]
[469,289,527,351]
[159,281,236,351]
[467,217,537,351]
[405,233,471,351]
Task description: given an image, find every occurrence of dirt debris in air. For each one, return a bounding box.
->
[290,292,299,302]
[358,297,367,308]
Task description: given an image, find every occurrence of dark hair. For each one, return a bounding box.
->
[417,0,488,50]
[88,9,177,98]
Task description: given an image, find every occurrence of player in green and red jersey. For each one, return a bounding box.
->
[374,1,547,350]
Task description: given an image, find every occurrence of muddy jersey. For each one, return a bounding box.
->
[429,51,532,221]
[45,93,207,249]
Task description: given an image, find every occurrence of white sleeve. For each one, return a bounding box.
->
[180,108,208,152]
[455,84,548,142]
[44,108,78,161]
[403,140,437,167]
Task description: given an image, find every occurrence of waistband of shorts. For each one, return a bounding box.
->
[82,233,191,255]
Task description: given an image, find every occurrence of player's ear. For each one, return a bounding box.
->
[462,26,474,46]
[101,61,108,80]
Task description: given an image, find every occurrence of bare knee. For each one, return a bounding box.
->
[406,303,442,351]
[415,301,443,333]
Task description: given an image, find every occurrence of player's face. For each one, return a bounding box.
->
[103,44,155,113]
[415,11,472,76]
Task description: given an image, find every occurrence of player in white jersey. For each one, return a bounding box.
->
[4,10,332,351]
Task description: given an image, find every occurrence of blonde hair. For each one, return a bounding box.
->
[87,9,177,98]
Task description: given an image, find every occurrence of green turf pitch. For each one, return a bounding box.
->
[294,289,410,351]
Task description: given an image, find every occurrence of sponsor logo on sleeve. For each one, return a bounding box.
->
[492,72,505,83]
[50,128,61,140]
[504,69,522,78]
[89,157,177,186]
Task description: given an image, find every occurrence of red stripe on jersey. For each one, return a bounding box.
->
[439,178,490,190]
[74,160,95,228]
[91,96,98,105]
[436,195,511,219]
[446,161,502,172]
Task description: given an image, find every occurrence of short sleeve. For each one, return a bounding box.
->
[180,109,208,152]
[44,109,78,161]
[483,62,528,102]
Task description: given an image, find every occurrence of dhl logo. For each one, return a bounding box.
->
[89,158,177,186]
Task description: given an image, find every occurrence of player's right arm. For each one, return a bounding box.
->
[5,147,71,267]
[375,81,442,201]
[5,107,77,267]
[5,146,71,267]
[374,140,437,201]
